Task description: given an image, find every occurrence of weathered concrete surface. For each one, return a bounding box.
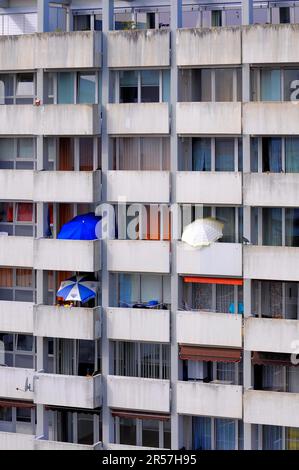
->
[177,102,241,135]
[245,317,299,354]
[244,390,299,427]
[177,311,242,348]
[243,102,299,135]
[176,172,242,204]
[107,171,170,203]
[244,173,299,207]
[177,381,243,418]
[107,103,169,135]
[0,300,33,334]
[177,27,241,66]
[108,29,170,67]
[107,240,170,273]
[243,24,299,64]
[0,105,100,136]
[107,375,170,413]
[0,31,101,70]
[107,307,170,343]
[244,245,299,281]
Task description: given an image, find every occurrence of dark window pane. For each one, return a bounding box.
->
[142,419,159,448]
[119,418,136,445]
[263,208,282,246]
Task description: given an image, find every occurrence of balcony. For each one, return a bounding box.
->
[177,27,241,66]
[0,31,101,71]
[244,390,299,427]
[107,171,170,204]
[33,239,101,272]
[107,29,170,68]
[107,443,165,450]
[245,317,299,354]
[33,305,101,341]
[176,172,242,205]
[244,173,299,207]
[0,301,33,334]
[0,432,34,450]
[107,240,170,273]
[0,105,100,136]
[34,171,101,203]
[107,375,170,413]
[107,307,170,343]
[243,24,299,64]
[176,102,241,135]
[0,170,33,201]
[0,367,34,401]
[177,311,242,348]
[107,103,169,135]
[0,236,33,268]
[177,381,242,419]
[35,439,102,451]
[177,242,242,277]
[34,373,102,409]
[244,245,299,281]
[243,103,299,135]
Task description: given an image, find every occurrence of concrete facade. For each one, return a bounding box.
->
[1,0,299,452]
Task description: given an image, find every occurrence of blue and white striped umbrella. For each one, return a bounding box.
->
[57,275,98,303]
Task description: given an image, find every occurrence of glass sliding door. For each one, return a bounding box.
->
[57,72,75,104]
[262,208,282,246]
[260,69,281,101]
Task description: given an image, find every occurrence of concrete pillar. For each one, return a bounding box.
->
[170,0,182,451]
[37,0,50,33]
[242,0,253,25]
[242,31,252,445]
[101,0,114,450]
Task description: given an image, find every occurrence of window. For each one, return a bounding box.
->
[113,137,170,171]
[119,71,138,103]
[77,73,96,104]
[179,68,241,102]
[261,69,281,101]
[0,333,35,368]
[215,138,235,171]
[211,10,222,27]
[0,138,35,170]
[50,72,98,105]
[117,69,169,103]
[57,72,75,104]
[252,67,299,102]
[0,74,14,104]
[279,7,290,24]
[180,137,241,172]
[116,273,170,309]
[192,138,211,171]
[181,205,242,243]
[0,202,36,237]
[252,280,299,320]
[252,207,299,247]
[262,208,282,246]
[215,69,234,102]
[74,14,91,31]
[114,416,170,448]
[251,136,299,173]
[114,341,170,379]
[0,73,35,104]
[192,417,241,450]
[261,425,299,450]
[141,70,159,103]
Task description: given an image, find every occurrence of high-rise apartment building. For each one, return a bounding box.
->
[0,0,299,451]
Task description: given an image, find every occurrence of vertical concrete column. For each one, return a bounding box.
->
[242,9,252,441]
[170,0,182,450]
[37,0,50,33]
[102,0,114,449]
[242,0,253,25]
[36,134,49,440]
